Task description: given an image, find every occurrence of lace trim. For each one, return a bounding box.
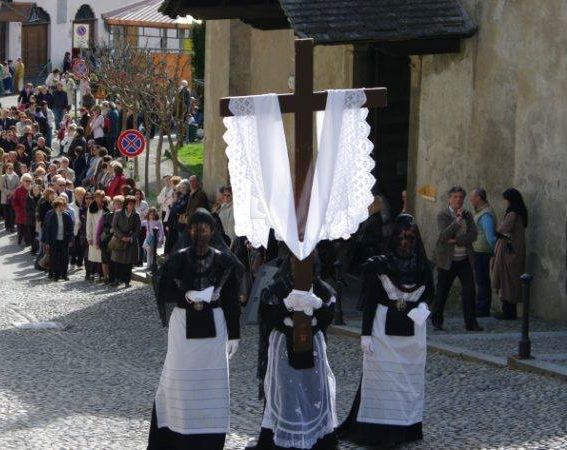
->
[223,90,375,257]
[378,274,425,303]
[318,90,374,242]
[223,96,272,250]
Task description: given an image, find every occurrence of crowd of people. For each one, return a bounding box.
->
[0,55,212,287]
[1,58,25,97]
[0,141,232,287]
[429,185,528,329]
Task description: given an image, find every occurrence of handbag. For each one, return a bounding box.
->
[108,235,128,252]
[38,251,50,270]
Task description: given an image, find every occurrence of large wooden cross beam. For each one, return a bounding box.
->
[220,38,387,355]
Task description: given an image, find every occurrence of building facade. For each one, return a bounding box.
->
[0,0,140,80]
[162,0,567,320]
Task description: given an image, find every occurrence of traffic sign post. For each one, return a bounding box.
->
[117,129,146,158]
[117,129,146,179]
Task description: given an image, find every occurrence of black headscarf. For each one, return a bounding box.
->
[175,207,231,253]
[503,188,528,227]
[365,213,432,289]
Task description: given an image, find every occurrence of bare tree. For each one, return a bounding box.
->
[87,36,192,195]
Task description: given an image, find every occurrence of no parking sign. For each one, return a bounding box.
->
[117,130,146,158]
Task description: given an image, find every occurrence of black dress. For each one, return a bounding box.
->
[338,214,434,448]
[253,259,338,450]
[148,247,241,450]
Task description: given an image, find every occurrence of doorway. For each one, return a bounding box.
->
[354,46,411,216]
[22,23,48,79]
[22,6,50,82]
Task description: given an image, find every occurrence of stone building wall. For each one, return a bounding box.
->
[412,0,567,319]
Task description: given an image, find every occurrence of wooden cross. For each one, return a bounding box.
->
[220,38,387,356]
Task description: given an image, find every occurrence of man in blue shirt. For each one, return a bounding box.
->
[470,188,497,317]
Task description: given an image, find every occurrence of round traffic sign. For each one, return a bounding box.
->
[117,129,146,158]
[76,25,88,37]
[71,58,89,79]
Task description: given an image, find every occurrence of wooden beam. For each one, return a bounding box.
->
[219,86,387,117]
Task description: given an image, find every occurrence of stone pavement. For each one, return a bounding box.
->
[0,227,566,449]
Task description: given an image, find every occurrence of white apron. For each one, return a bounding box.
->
[262,330,337,449]
[357,278,427,427]
[155,306,230,435]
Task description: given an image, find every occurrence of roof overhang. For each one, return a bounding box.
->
[0,1,35,22]
[159,0,477,51]
[103,17,192,29]
[103,0,197,30]
[159,0,289,29]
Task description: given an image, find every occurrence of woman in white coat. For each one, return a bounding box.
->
[85,190,105,281]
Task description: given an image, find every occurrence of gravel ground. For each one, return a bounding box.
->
[0,229,566,449]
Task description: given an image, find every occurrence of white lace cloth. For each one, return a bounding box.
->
[223,89,374,260]
[262,330,337,448]
[378,275,426,303]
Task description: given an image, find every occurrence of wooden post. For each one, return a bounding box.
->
[219,38,388,358]
[291,39,315,354]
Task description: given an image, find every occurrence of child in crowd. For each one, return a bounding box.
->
[142,207,164,270]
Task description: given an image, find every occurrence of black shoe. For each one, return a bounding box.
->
[124,282,131,288]
[466,324,484,331]
[111,281,119,287]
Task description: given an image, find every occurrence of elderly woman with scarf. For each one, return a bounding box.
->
[339,214,434,449]
[110,195,141,288]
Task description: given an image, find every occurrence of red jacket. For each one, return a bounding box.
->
[12,185,29,225]
[106,174,126,198]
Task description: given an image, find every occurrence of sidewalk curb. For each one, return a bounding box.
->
[427,340,507,368]
[132,271,150,284]
[507,356,567,382]
[329,324,566,380]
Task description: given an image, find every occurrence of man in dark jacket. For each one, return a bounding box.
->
[43,196,74,281]
[186,175,210,220]
[17,83,34,107]
[36,86,54,108]
[430,186,482,332]
[52,82,69,131]
[73,147,90,187]
[67,127,87,163]
[107,102,120,156]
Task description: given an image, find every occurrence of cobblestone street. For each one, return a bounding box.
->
[0,229,566,449]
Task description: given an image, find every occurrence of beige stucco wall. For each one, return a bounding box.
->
[202,20,231,197]
[202,20,353,194]
[412,0,567,319]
